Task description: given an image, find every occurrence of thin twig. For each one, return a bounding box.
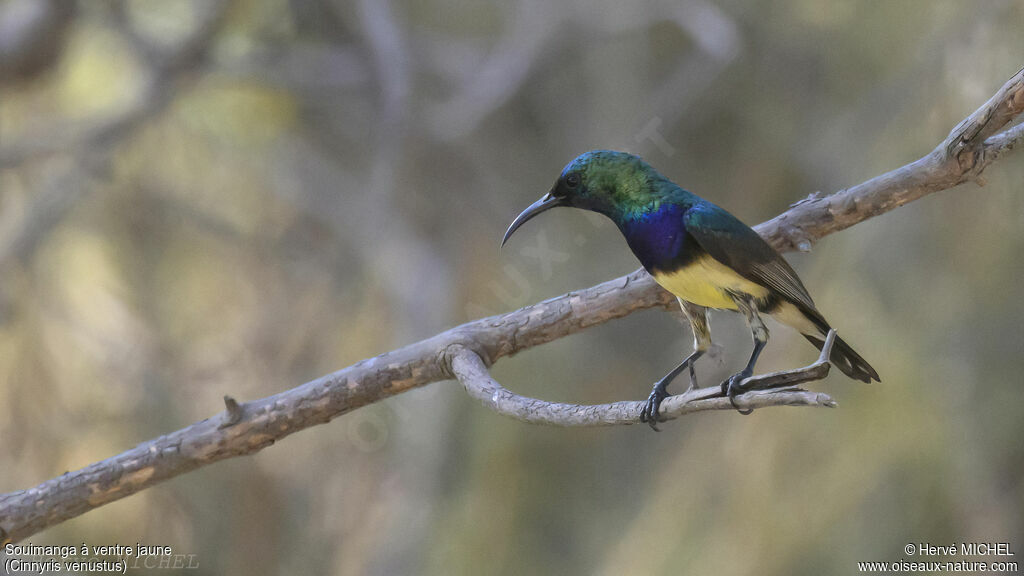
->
[449,330,837,427]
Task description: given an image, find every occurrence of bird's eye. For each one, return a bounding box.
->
[565,173,581,189]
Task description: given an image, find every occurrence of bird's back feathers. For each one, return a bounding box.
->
[683,202,817,313]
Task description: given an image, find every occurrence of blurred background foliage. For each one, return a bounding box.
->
[1,0,1022,574]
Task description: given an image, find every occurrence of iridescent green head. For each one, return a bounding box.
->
[502,150,672,246]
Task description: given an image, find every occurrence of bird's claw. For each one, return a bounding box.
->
[639,385,668,431]
[721,371,754,415]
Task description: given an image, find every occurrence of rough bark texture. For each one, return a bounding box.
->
[0,66,1021,544]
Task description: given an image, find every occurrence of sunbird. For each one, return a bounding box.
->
[502,150,879,429]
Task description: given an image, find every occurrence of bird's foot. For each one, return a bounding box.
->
[639,382,670,431]
[721,369,754,415]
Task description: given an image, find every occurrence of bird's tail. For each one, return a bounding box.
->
[802,332,880,383]
[795,304,880,383]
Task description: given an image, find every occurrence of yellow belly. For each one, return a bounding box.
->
[652,254,769,310]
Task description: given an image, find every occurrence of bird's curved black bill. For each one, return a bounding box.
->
[501,192,565,247]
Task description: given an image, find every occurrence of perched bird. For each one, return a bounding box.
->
[502,150,879,429]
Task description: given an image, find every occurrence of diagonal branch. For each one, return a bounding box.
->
[450,330,838,427]
[757,65,1024,252]
[1,67,1022,544]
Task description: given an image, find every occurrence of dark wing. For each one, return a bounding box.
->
[684,202,818,312]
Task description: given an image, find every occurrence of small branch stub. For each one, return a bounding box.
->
[220,395,244,428]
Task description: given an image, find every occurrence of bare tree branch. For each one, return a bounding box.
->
[1,66,1022,544]
[757,65,1024,253]
[450,330,838,427]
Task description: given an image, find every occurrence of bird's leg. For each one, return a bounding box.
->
[722,294,768,415]
[640,300,711,430]
[679,300,711,393]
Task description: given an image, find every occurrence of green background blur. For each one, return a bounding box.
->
[1,0,1022,574]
